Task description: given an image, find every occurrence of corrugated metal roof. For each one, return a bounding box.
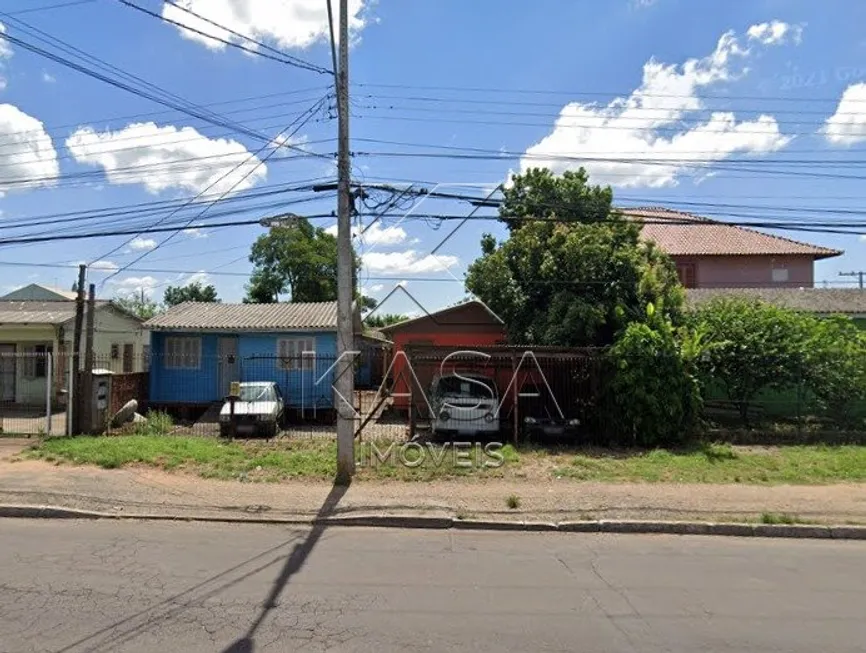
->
[621,207,842,259]
[0,300,90,324]
[145,301,339,331]
[686,288,866,315]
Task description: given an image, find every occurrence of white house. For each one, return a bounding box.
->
[0,285,150,405]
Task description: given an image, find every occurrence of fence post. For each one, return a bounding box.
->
[45,352,52,436]
[66,352,74,436]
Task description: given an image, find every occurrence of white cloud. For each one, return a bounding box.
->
[184,271,211,286]
[0,104,60,196]
[271,133,310,158]
[41,71,56,84]
[162,0,367,51]
[90,260,119,272]
[821,83,866,146]
[110,275,160,298]
[520,24,796,188]
[65,121,267,195]
[182,227,208,239]
[370,283,384,293]
[325,221,407,246]
[0,22,11,90]
[129,236,157,251]
[362,251,459,275]
[747,20,803,46]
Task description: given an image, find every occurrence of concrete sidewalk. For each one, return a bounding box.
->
[3,440,866,524]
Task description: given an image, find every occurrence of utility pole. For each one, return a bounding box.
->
[71,265,86,434]
[83,284,96,434]
[334,0,355,483]
[839,271,865,289]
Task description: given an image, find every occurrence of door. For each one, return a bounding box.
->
[218,338,239,399]
[0,344,16,402]
[122,344,134,373]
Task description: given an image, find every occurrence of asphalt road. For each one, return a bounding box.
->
[2,520,866,652]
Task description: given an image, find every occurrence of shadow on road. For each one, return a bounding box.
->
[221,481,349,653]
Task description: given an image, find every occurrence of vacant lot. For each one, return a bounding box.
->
[24,435,866,485]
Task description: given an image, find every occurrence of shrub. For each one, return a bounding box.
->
[693,298,814,427]
[605,313,701,447]
[133,411,174,436]
[804,316,866,426]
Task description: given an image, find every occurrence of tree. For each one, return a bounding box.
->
[694,297,814,427]
[114,294,162,320]
[244,218,374,306]
[164,281,220,307]
[364,313,408,328]
[465,168,683,346]
[804,316,866,426]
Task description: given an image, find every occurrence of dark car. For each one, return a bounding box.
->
[517,380,580,442]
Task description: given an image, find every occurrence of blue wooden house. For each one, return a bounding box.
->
[144,301,362,414]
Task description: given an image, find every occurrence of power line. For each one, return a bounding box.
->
[2,0,97,15]
[118,0,330,74]
[0,213,333,246]
[98,96,331,281]
[0,24,319,156]
[355,81,866,105]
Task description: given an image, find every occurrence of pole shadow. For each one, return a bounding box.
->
[221,480,350,653]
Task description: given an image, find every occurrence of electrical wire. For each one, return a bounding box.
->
[119,0,330,74]
[2,0,96,15]
[97,95,331,281]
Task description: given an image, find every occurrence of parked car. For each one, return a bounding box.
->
[430,372,500,437]
[518,379,580,441]
[219,381,284,438]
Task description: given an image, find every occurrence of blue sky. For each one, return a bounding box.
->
[1,0,866,315]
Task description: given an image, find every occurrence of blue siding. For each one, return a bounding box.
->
[149,332,220,403]
[149,330,338,409]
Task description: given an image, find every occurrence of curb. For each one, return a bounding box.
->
[2,505,866,540]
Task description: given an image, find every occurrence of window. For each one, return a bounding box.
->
[676,263,697,288]
[142,345,151,371]
[24,344,52,379]
[277,337,315,370]
[772,267,790,283]
[110,344,119,360]
[123,344,134,373]
[164,337,201,369]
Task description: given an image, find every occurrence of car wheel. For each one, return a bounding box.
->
[262,422,278,439]
[219,424,231,439]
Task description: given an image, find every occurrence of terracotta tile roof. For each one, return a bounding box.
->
[686,288,866,315]
[620,207,842,259]
[145,301,339,331]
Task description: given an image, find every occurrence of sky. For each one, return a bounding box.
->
[1,0,866,316]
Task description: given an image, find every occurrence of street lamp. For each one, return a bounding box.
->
[259,212,302,229]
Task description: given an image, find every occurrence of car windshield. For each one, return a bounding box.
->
[436,375,496,398]
[239,385,276,402]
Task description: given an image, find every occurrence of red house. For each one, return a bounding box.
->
[378,300,506,411]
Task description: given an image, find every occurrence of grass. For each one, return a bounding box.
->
[27,436,520,482]
[760,512,802,525]
[506,494,521,510]
[552,442,866,485]
[25,436,866,485]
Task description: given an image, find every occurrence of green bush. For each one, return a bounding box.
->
[804,316,866,426]
[693,298,814,427]
[133,410,174,436]
[605,311,701,447]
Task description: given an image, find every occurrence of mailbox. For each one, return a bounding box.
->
[89,369,113,434]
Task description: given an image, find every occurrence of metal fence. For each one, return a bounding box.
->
[2,346,864,441]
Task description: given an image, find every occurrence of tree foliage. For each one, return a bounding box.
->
[364,313,408,328]
[605,306,705,447]
[164,281,220,307]
[694,298,813,426]
[804,316,866,425]
[465,168,683,346]
[245,219,340,303]
[114,295,162,320]
[244,218,373,307]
